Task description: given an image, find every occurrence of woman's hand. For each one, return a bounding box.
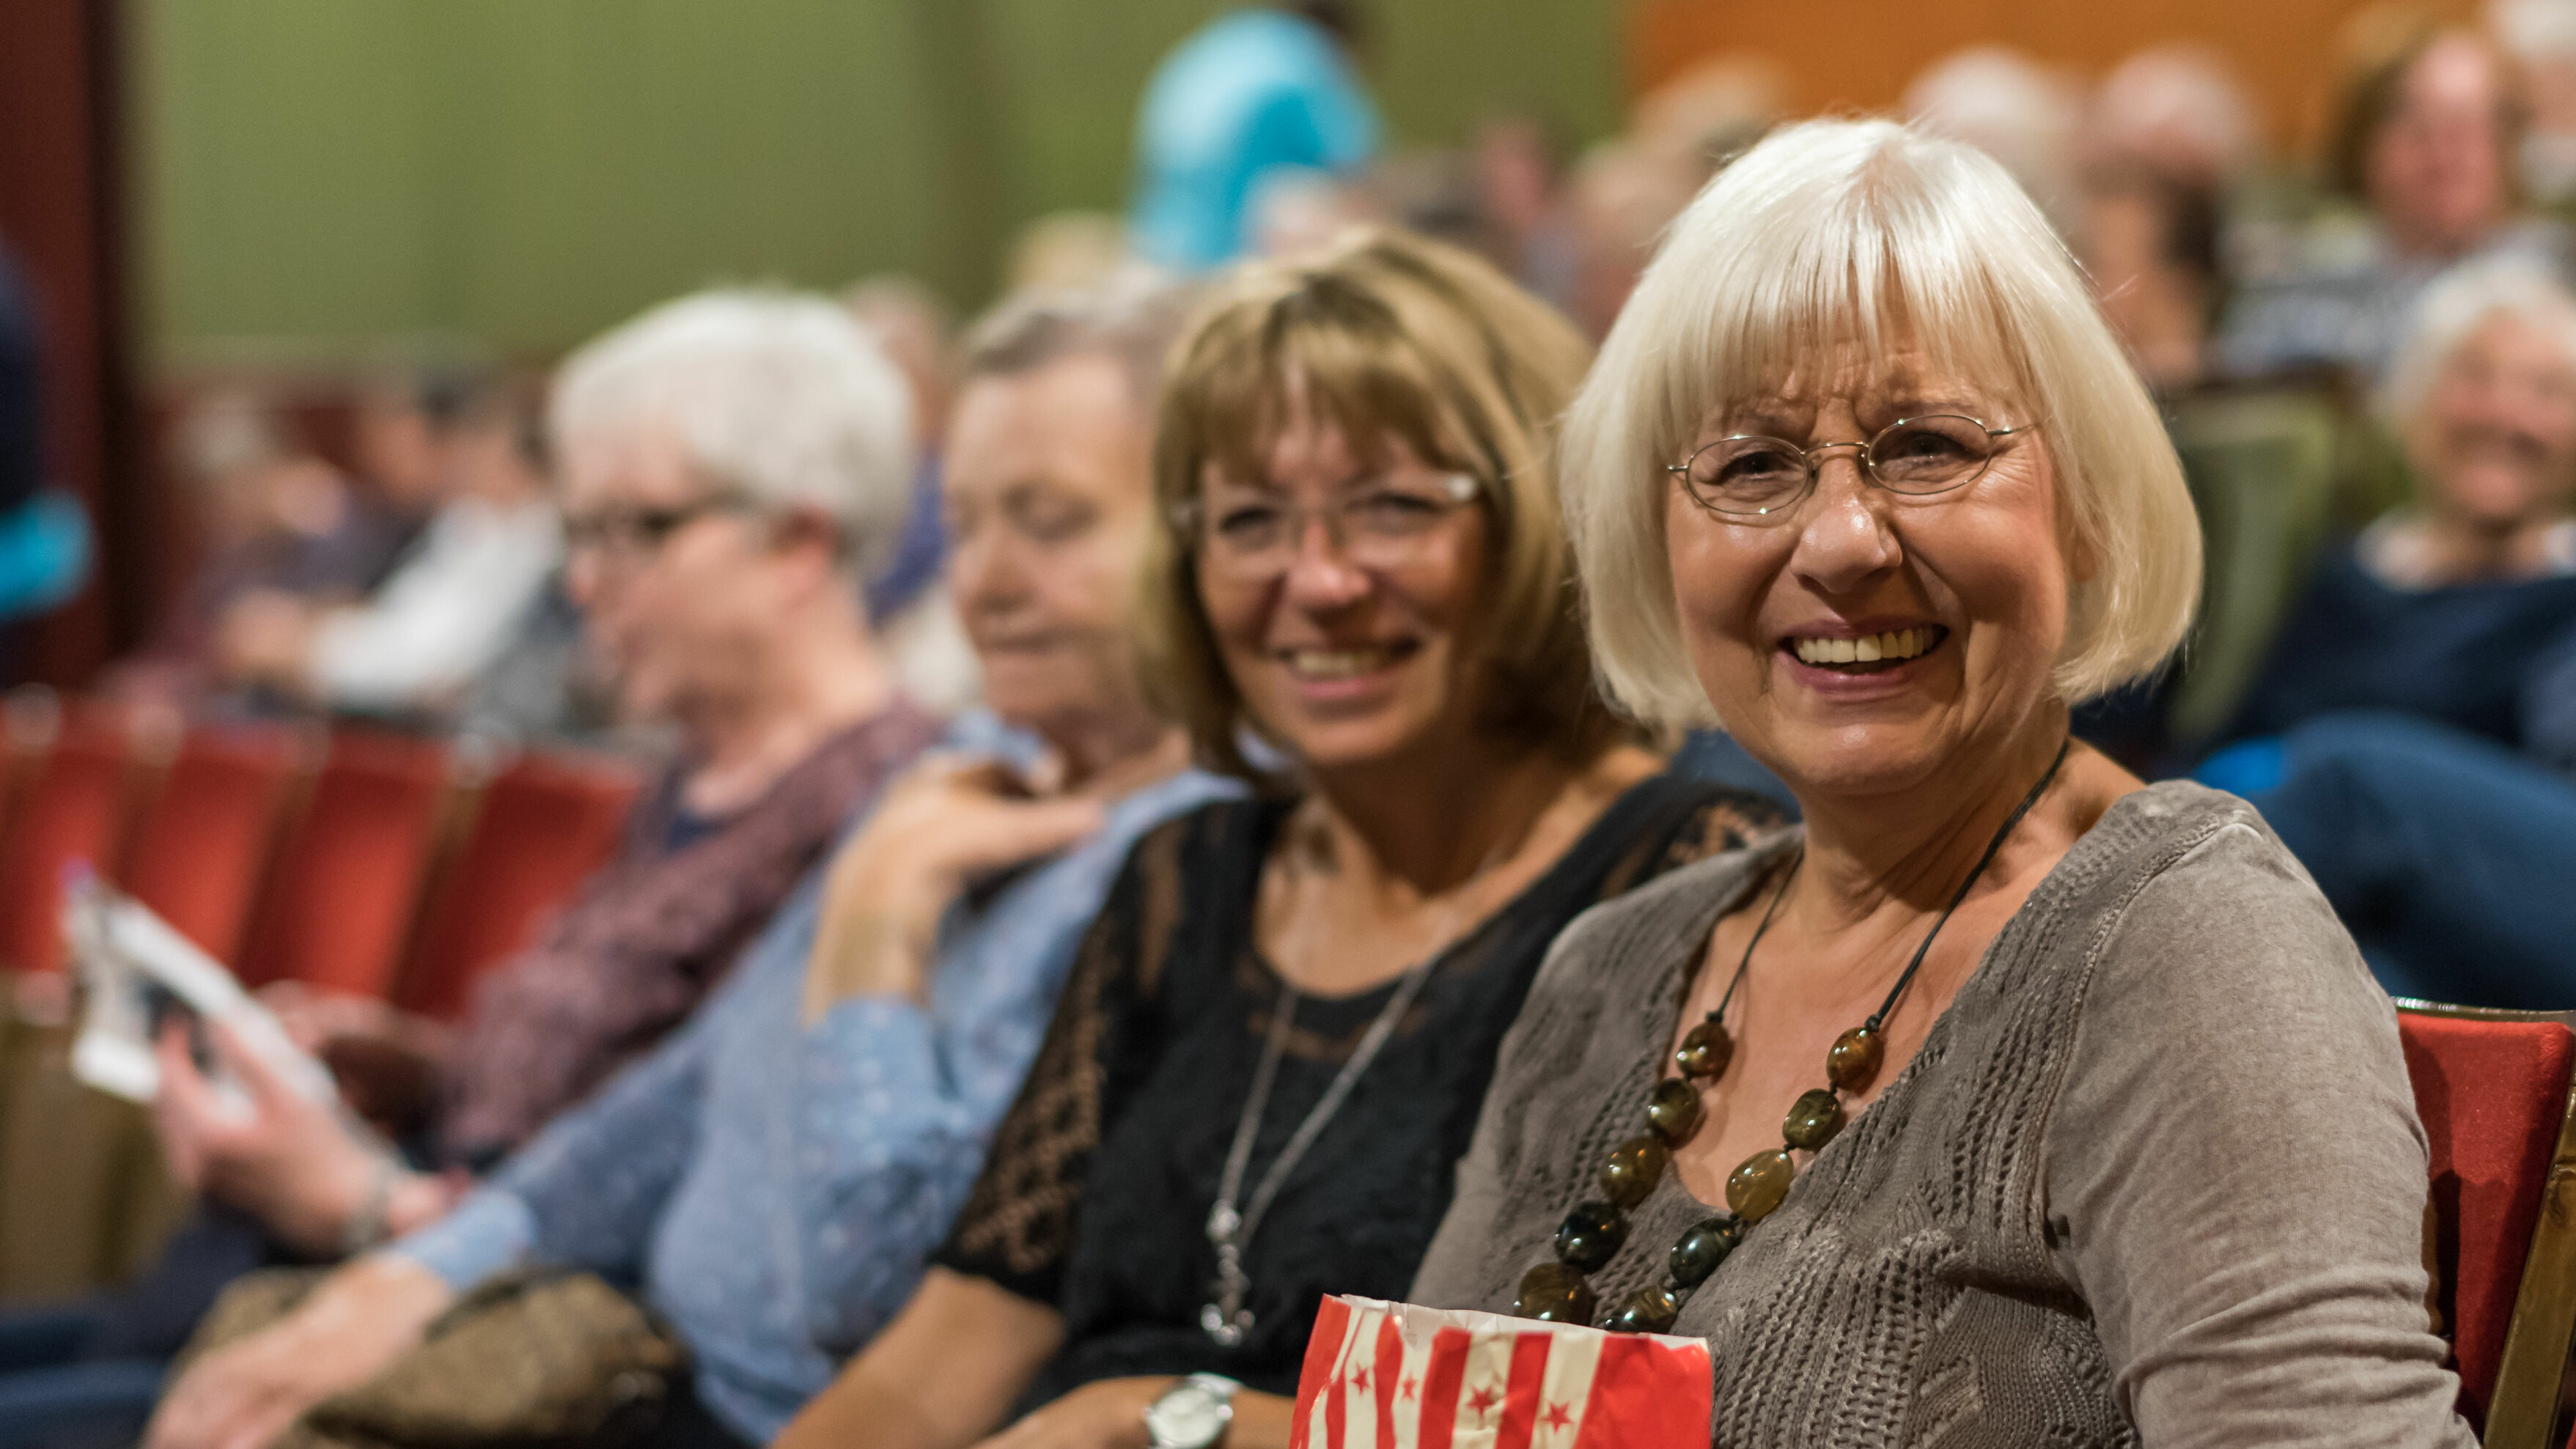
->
[259,983,454,1135]
[971,1377,1169,1449]
[803,756,1103,1022]
[150,1018,447,1255]
[971,1382,1297,1449]
[144,1254,454,1449]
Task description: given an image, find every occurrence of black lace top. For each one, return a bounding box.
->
[931,772,1783,1409]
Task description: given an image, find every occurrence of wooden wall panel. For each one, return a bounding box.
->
[1630,0,2481,151]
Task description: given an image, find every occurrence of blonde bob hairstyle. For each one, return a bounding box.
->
[1141,228,1618,782]
[1562,118,2202,729]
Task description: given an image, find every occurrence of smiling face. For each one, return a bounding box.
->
[1193,412,1493,775]
[2413,311,2576,531]
[1666,350,2075,801]
[942,353,1157,740]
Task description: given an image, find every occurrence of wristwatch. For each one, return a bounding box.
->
[1144,1373,1241,1449]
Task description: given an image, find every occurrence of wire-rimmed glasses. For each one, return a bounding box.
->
[1666,415,2034,520]
[1172,472,1483,581]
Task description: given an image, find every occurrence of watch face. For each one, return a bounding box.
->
[1145,1385,1228,1447]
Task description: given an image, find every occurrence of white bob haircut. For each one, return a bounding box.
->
[550,287,917,580]
[1561,117,2203,728]
[2381,256,2576,433]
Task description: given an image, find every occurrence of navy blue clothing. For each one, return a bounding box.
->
[2226,712,2576,1011]
[2223,544,2576,752]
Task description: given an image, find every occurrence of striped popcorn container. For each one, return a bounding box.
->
[1289,1295,1712,1449]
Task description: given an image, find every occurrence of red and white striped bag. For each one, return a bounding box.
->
[1289,1295,1712,1449]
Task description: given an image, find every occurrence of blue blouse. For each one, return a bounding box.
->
[392,720,1240,1442]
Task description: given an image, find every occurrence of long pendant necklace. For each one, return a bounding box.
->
[1201,825,1513,1346]
[1513,737,2072,1333]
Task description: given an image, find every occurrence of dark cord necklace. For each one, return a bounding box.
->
[1513,737,2074,1333]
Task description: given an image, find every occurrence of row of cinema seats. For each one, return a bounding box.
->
[0,689,641,1302]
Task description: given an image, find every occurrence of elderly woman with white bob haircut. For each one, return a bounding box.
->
[1409,118,2477,1445]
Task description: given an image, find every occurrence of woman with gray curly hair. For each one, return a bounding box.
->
[1410,118,2475,1445]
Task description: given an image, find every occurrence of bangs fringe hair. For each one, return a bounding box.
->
[1561,117,2202,729]
[1141,229,1612,782]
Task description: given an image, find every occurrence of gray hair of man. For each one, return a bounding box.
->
[957,270,1196,405]
[549,287,917,580]
[2380,256,2576,431]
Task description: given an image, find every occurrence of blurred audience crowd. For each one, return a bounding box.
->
[0,1,2572,1445]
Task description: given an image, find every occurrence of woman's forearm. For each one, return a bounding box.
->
[778,1269,1064,1449]
[1224,1389,1297,1449]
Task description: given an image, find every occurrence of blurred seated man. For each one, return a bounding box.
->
[145,280,1235,1449]
[2198,257,2576,1006]
[102,390,414,710]
[2220,15,2571,383]
[213,375,562,726]
[0,289,936,1449]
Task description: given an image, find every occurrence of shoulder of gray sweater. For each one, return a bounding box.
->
[2045,779,2385,1045]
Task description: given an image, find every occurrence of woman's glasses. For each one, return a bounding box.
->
[1174,473,1482,581]
[561,495,746,561]
[1667,415,2033,521]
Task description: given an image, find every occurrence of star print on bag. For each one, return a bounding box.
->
[1289,1295,1714,1449]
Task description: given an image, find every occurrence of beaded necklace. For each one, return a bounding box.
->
[1512,737,2072,1333]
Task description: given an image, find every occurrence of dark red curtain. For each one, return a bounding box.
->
[0,0,141,685]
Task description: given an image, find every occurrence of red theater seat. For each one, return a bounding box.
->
[116,724,303,963]
[235,731,452,999]
[393,749,639,1022]
[2393,1001,2576,1448]
[0,701,140,975]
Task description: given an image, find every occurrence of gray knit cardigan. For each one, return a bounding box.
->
[1410,783,2477,1448]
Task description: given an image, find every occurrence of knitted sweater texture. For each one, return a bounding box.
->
[1410,783,2476,1448]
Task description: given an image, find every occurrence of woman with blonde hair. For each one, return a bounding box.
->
[778,232,1778,1449]
[1410,119,2475,1445]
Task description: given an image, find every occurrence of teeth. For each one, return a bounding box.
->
[1792,628,1937,667]
[1288,648,1398,679]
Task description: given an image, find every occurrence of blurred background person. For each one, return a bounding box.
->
[99,392,408,711]
[2214,257,2576,754]
[1127,1,1380,272]
[1629,51,1789,174]
[1468,113,1580,314]
[2492,0,2576,206]
[2079,158,2226,394]
[209,374,562,726]
[2086,43,2266,195]
[845,275,982,718]
[143,278,1234,1449]
[0,288,939,1449]
[1903,45,2087,237]
[1563,139,1703,342]
[2220,10,2569,381]
[2196,257,2576,1008]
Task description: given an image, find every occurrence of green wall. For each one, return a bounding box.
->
[136,0,1621,369]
